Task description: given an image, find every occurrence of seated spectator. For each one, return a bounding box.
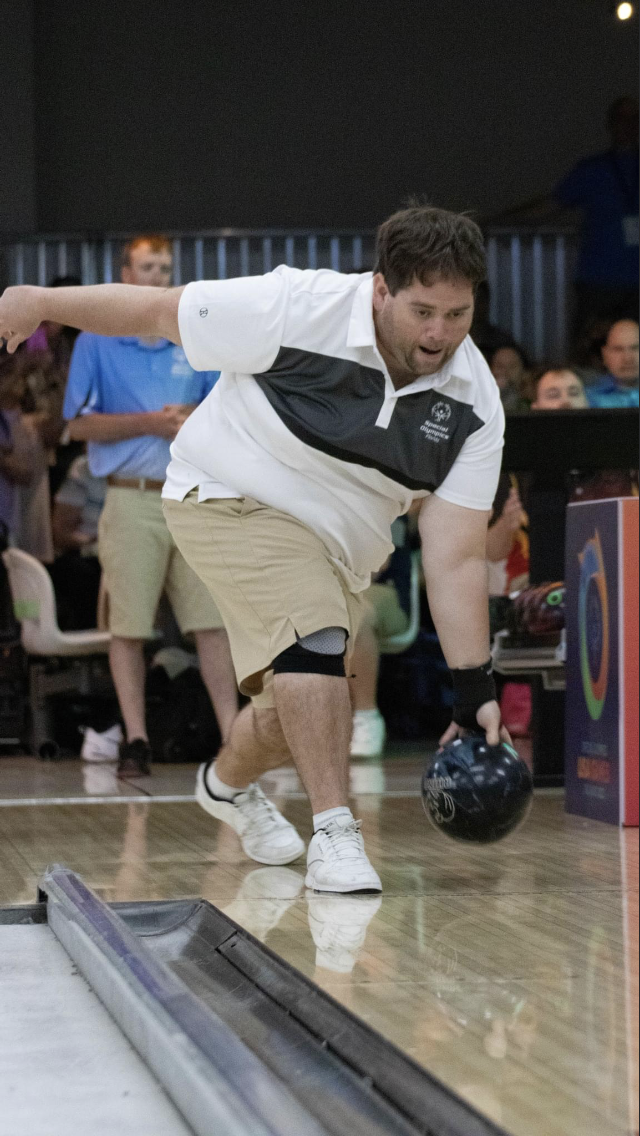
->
[349,518,412,758]
[0,350,55,562]
[532,368,589,410]
[49,454,107,631]
[488,343,532,413]
[487,480,529,597]
[587,319,639,408]
[0,350,39,549]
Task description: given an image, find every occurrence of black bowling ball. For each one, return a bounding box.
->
[422,735,534,844]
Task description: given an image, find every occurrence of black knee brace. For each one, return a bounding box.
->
[273,640,346,678]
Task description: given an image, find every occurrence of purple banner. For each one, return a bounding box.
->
[565,500,621,824]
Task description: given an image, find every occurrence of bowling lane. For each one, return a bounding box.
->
[0,924,193,1136]
[0,754,637,1136]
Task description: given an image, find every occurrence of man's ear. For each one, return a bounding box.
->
[372,273,389,312]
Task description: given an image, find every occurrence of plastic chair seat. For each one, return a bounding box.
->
[2,548,110,657]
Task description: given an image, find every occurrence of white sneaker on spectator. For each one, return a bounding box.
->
[196,764,305,866]
[306,819,382,894]
[224,867,304,941]
[350,710,386,758]
[308,892,382,973]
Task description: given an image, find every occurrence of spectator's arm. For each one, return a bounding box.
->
[51,502,88,553]
[486,488,523,562]
[0,446,32,486]
[0,284,185,353]
[67,407,189,443]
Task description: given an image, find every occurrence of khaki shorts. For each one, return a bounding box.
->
[163,494,365,707]
[98,487,224,639]
[362,582,410,639]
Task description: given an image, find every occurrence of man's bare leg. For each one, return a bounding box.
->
[215,704,293,787]
[348,619,380,711]
[109,637,148,741]
[274,672,382,893]
[273,673,352,814]
[198,702,305,866]
[194,628,239,742]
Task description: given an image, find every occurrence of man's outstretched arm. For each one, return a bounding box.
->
[0,284,184,353]
[419,493,509,747]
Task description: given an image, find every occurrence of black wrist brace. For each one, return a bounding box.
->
[452,661,497,729]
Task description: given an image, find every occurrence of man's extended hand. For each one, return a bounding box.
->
[439,700,512,748]
[0,287,44,354]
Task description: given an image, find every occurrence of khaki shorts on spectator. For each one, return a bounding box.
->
[362,582,410,639]
[99,487,224,639]
[163,494,365,707]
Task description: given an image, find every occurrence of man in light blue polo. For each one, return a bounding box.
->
[64,235,238,777]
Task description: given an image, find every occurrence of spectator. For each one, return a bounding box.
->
[349,518,412,759]
[554,96,639,338]
[487,480,529,598]
[532,368,589,410]
[63,234,239,777]
[587,319,639,408]
[0,350,46,554]
[49,453,107,631]
[488,343,531,413]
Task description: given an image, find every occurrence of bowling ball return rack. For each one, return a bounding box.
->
[1,866,508,1136]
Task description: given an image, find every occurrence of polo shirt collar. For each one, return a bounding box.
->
[346,274,475,393]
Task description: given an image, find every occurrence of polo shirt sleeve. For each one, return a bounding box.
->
[178,272,289,374]
[63,333,102,419]
[434,398,505,512]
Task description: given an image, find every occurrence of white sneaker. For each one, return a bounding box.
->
[81,724,123,763]
[306,819,382,894]
[308,892,382,973]
[350,710,386,758]
[224,867,304,941]
[196,764,306,866]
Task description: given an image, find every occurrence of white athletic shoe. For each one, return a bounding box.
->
[224,867,304,942]
[196,764,306,866]
[306,819,382,894]
[307,892,382,973]
[350,710,387,758]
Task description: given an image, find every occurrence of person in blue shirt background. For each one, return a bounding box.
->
[554,96,639,339]
[588,318,639,409]
[63,235,238,777]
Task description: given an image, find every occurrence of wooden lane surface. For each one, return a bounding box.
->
[0,756,637,1136]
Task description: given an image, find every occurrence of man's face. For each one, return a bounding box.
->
[121,243,173,288]
[372,275,474,381]
[601,320,640,386]
[533,370,588,410]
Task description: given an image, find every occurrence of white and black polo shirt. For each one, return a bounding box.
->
[164,267,505,592]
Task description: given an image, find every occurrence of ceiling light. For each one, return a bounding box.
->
[616,2,634,19]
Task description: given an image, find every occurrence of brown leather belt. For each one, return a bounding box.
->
[107,476,165,492]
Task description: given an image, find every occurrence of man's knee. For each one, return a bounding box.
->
[272,627,347,679]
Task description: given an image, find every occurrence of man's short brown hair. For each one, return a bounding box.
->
[121,234,173,268]
[375,204,486,295]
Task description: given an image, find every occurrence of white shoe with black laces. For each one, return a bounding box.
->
[196,763,305,866]
[306,819,382,894]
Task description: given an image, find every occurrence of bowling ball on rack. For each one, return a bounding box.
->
[422,734,534,844]
[513,583,566,637]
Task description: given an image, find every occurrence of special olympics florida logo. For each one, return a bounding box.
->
[578,531,610,721]
[432,402,452,424]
